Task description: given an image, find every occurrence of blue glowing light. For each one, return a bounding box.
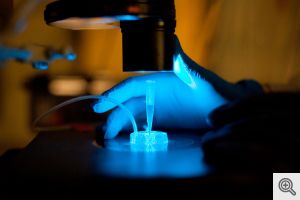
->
[49,53,64,61]
[115,15,140,21]
[173,54,197,89]
[32,61,48,70]
[65,53,77,61]
[96,134,209,178]
[0,46,31,62]
[130,131,168,152]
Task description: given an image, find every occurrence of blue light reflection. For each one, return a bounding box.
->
[130,131,168,152]
[115,15,140,21]
[95,134,210,178]
[173,54,197,89]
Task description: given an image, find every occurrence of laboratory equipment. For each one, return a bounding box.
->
[0,125,269,199]
[0,1,77,70]
[130,130,168,152]
[33,95,138,135]
[129,80,168,152]
[0,45,76,70]
[44,0,176,72]
[146,80,155,133]
[33,79,169,152]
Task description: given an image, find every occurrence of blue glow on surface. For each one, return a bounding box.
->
[96,133,210,178]
[130,131,168,152]
[173,54,197,89]
[115,15,140,21]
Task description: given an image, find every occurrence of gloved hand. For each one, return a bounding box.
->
[93,36,263,139]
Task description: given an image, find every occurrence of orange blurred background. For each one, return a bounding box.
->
[1,0,300,155]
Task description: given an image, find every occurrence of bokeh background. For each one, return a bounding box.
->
[1,0,300,155]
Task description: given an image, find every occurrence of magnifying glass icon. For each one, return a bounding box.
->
[279,178,296,196]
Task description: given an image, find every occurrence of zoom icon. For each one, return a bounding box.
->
[278,178,296,196]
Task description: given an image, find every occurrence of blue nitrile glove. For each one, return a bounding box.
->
[93,36,263,139]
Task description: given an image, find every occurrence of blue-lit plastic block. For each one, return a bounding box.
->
[130,131,168,152]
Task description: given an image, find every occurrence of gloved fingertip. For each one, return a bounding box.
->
[92,101,116,113]
[92,102,103,113]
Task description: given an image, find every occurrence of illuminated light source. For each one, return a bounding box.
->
[173,54,197,89]
[129,80,168,152]
[49,77,88,96]
[45,0,176,72]
[50,15,140,30]
[88,79,115,95]
[114,15,140,21]
[50,17,120,30]
[130,131,168,152]
[32,61,48,70]
[65,53,76,61]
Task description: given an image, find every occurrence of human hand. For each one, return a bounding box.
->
[93,36,263,139]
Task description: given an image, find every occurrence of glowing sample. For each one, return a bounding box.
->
[130,80,168,152]
[130,131,168,152]
[146,80,155,133]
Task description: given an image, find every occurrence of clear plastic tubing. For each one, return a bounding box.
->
[32,95,138,133]
[146,80,155,134]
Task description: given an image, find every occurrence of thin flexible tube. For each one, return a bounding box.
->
[32,95,138,133]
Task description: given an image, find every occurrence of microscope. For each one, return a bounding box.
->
[44,0,176,72]
[44,0,177,150]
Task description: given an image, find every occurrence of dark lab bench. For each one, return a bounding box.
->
[0,129,269,199]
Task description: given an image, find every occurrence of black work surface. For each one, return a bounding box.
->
[0,130,268,199]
